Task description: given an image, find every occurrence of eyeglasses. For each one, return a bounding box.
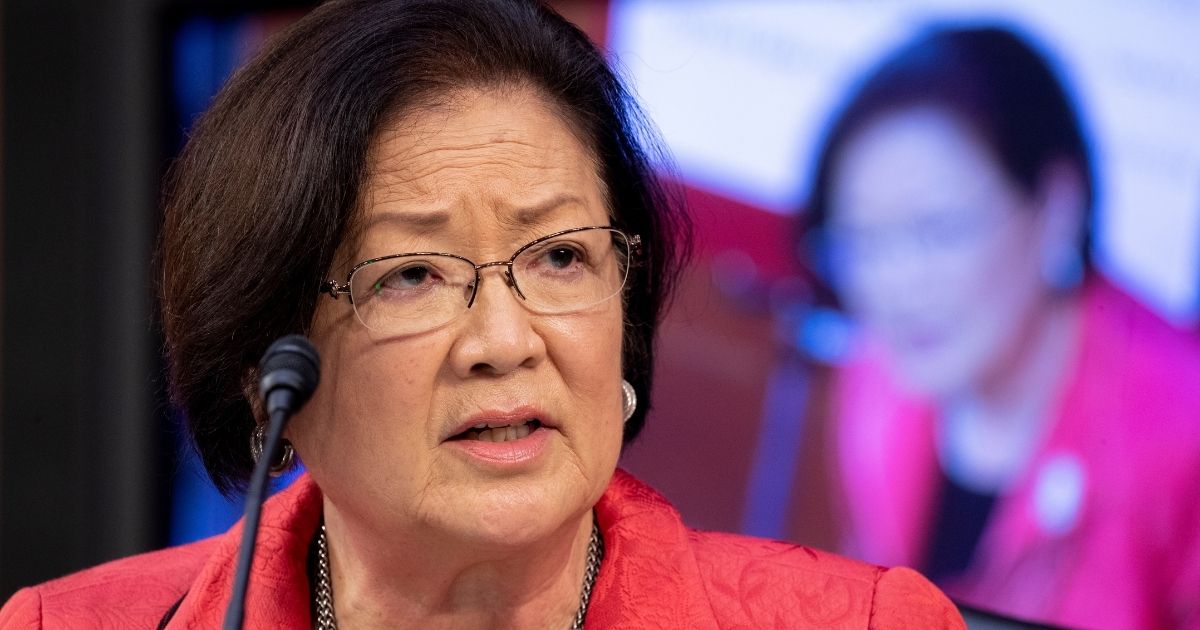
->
[323,226,641,336]
[824,207,1011,269]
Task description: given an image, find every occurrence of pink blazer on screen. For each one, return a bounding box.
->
[834,277,1200,629]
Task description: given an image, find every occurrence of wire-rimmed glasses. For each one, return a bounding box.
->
[322,226,641,336]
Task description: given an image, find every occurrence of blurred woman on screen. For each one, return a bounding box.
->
[799,24,1200,630]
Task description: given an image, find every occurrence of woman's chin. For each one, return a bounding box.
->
[420,475,590,547]
[890,346,976,399]
[444,503,583,552]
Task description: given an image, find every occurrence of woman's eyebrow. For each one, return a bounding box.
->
[364,209,452,231]
[505,193,588,226]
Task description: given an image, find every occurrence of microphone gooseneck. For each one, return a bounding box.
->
[223,335,321,630]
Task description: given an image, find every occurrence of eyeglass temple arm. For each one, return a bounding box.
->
[322,280,351,300]
[628,234,642,254]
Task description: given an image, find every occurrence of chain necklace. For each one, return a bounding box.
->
[314,519,604,630]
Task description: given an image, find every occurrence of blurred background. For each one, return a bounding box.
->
[2,0,1198,626]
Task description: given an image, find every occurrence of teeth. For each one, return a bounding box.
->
[464,419,538,442]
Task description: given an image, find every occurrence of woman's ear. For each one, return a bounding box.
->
[1035,160,1086,291]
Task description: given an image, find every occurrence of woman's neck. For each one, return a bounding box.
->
[322,500,595,629]
[938,290,1082,493]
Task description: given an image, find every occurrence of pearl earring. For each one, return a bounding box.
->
[621,380,637,423]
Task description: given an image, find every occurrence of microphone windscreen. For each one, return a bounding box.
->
[258,334,321,407]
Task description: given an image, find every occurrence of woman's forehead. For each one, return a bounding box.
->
[339,93,608,263]
[832,106,1014,223]
[369,89,595,181]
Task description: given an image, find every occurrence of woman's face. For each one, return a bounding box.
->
[827,106,1053,398]
[291,87,626,547]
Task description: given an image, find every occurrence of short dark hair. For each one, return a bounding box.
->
[800,25,1094,297]
[159,0,690,493]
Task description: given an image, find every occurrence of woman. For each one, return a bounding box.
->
[800,25,1200,629]
[0,1,963,627]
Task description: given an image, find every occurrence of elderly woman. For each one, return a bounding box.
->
[1,1,963,628]
[799,25,1200,629]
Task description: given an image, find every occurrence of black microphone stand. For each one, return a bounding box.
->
[222,405,291,630]
[222,335,320,630]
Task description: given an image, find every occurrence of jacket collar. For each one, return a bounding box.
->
[166,477,320,628]
[587,469,722,628]
[166,469,720,628]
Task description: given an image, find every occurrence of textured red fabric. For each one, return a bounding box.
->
[589,471,963,629]
[1,470,963,628]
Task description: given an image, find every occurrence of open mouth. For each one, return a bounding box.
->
[449,419,543,443]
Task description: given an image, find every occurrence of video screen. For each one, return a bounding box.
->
[611,2,1200,627]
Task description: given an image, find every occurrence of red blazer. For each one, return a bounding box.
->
[1,469,963,629]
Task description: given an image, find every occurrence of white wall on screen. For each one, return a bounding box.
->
[609,0,1200,323]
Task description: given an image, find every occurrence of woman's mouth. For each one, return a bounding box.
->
[450,419,543,442]
[444,413,552,467]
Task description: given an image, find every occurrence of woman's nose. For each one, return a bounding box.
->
[449,267,546,377]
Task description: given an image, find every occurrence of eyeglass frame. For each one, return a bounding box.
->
[321,225,642,322]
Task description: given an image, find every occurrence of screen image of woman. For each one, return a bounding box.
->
[800,25,1200,629]
[0,1,965,628]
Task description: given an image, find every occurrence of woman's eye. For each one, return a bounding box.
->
[543,246,583,270]
[377,265,436,291]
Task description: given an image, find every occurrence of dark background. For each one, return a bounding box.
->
[0,0,333,598]
[2,0,168,597]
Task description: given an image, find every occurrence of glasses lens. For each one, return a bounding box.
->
[512,228,632,314]
[348,254,476,334]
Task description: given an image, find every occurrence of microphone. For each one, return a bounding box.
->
[258,334,321,416]
[223,335,321,630]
